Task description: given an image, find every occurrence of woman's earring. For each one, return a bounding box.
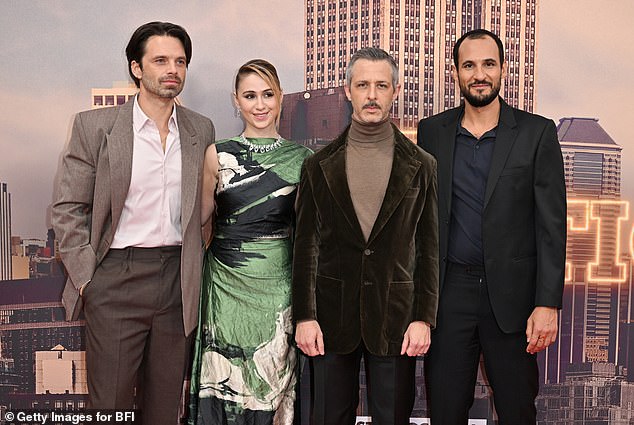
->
[235,108,241,118]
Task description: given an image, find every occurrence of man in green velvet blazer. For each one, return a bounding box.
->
[292,47,439,425]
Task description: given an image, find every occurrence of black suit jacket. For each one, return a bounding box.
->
[417,98,566,333]
[293,124,439,356]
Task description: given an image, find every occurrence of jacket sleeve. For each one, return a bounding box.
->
[413,157,440,327]
[51,112,98,290]
[292,160,320,323]
[533,120,566,308]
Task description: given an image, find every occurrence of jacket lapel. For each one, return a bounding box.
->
[483,99,518,209]
[176,106,200,236]
[367,128,421,244]
[438,108,462,221]
[106,100,134,234]
[319,131,366,243]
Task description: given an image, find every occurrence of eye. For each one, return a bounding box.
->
[356,82,367,88]
[264,91,275,98]
[484,61,497,68]
[244,93,255,100]
[155,58,167,64]
[176,59,187,66]
[462,63,473,69]
[377,83,389,89]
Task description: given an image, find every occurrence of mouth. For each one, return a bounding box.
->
[253,112,270,121]
[161,78,181,86]
[469,82,491,90]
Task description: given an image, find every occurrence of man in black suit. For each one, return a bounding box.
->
[417,29,566,424]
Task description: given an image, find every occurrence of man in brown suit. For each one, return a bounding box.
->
[52,22,214,425]
[292,47,439,425]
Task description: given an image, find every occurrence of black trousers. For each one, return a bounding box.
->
[425,262,538,425]
[311,343,416,425]
[83,247,191,425]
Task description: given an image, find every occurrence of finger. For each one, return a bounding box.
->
[526,337,538,353]
[298,344,311,356]
[407,342,419,356]
[408,339,426,356]
[544,335,555,348]
[401,333,409,355]
[526,320,534,342]
[316,333,325,355]
[305,340,318,357]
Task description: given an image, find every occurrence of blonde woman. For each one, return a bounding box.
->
[189,59,312,425]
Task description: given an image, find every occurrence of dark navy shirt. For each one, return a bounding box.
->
[447,124,497,265]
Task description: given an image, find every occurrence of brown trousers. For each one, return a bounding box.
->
[83,246,191,425]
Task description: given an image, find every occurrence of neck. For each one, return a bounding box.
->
[348,116,393,143]
[462,96,501,136]
[243,127,279,138]
[137,91,175,127]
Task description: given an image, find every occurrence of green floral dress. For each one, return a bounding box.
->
[189,136,312,425]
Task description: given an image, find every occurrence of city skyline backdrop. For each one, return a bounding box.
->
[0,0,633,238]
[2,2,634,422]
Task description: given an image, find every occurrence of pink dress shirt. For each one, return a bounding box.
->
[110,97,183,248]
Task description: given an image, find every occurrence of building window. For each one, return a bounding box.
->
[105,96,115,106]
[93,96,103,106]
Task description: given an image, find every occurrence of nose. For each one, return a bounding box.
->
[368,84,378,99]
[474,65,486,79]
[255,95,265,109]
[167,59,179,74]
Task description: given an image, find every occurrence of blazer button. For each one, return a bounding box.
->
[364,249,373,256]
[442,257,447,262]
[363,281,373,286]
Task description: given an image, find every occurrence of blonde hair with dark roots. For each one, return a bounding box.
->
[235,59,283,128]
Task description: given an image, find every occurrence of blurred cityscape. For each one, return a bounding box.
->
[1,1,634,424]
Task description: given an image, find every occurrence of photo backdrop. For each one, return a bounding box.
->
[1,1,633,424]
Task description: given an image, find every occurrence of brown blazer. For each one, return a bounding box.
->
[52,99,214,336]
[292,124,439,356]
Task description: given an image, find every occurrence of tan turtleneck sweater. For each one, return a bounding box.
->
[345,117,395,241]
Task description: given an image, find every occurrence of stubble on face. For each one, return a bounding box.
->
[141,73,183,99]
[345,59,398,124]
[136,35,187,100]
[459,75,500,107]
[454,36,505,108]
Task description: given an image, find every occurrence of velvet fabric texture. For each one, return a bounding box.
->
[292,124,439,356]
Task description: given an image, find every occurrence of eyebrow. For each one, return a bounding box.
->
[461,58,498,64]
[240,89,274,94]
[150,54,187,61]
[355,80,390,84]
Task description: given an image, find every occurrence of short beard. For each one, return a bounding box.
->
[460,80,500,108]
[141,75,183,99]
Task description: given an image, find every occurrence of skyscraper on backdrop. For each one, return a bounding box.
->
[0,182,12,280]
[540,118,633,388]
[302,0,538,137]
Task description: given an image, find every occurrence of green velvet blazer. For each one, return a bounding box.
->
[292,124,439,356]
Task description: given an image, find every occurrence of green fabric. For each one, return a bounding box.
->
[189,137,312,425]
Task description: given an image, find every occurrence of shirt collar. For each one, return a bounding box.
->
[455,110,498,140]
[133,95,179,133]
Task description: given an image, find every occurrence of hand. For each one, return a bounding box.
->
[79,280,91,297]
[526,306,558,354]
[400,321,431,356]
[295,320,325,357]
